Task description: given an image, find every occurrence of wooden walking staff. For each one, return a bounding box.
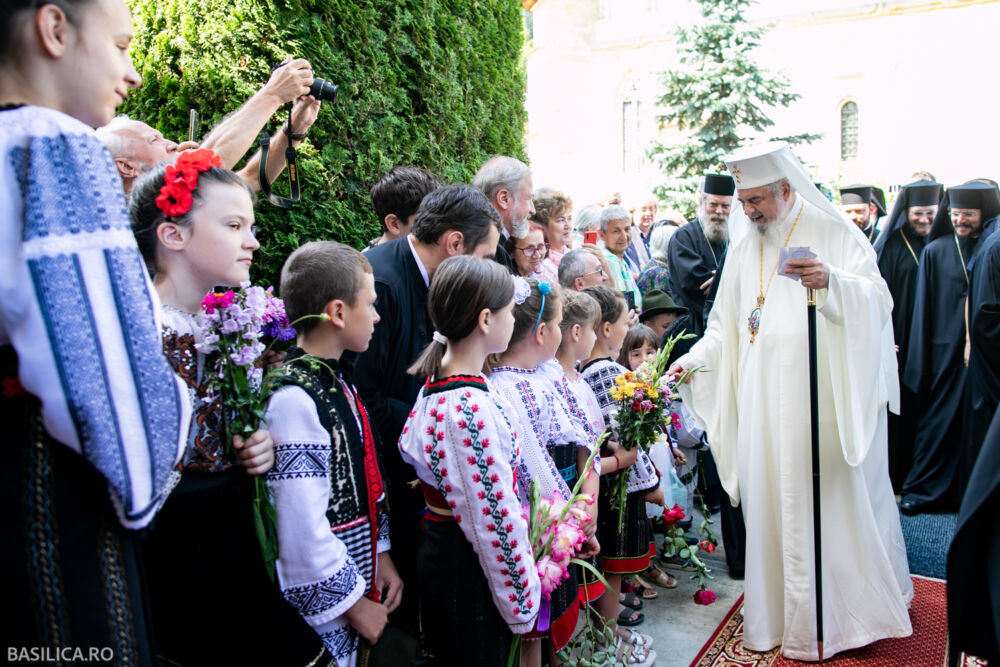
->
[806,286,824,662]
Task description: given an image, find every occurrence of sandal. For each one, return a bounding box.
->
[619,628,654,648]
[632,578,659,600]
[638,565,678,589]
[616,608,644,627]
[618,591,643,610]
[612,637,656,666]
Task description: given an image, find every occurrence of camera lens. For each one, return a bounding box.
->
[309,78,338,103]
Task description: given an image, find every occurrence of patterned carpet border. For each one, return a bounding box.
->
[689,575,988,667]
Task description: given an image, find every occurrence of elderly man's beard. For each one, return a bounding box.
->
[751,196,794,244]
[702,213,729,245]
[511,215,531,239]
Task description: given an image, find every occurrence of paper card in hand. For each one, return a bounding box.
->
[778,246,817,282]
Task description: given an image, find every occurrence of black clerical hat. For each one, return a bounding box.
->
[701,174,735,197]
[839,184,887,217]
[874,180,943,253]
[929,181,1000,241]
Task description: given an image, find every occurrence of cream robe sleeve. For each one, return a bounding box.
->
[675,239,746,506]
[814,226,899,466]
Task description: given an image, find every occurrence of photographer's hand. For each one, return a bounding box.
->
[262,55,314,106]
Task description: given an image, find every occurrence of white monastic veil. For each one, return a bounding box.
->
[724,141,851,247]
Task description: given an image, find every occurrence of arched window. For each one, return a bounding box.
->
[840,101,858,161]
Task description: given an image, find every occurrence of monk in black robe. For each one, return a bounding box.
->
[875,179,942,490]
[900,181,1000,514]
[839,183,887,245]
[947,403,1000,665]
[666,174,734,336]
[963,222,1000,492]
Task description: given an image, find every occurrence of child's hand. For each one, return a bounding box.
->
[578,535,600,559]
[262,349,286,370]
[644,486,665,506]
[672,447,687,467]
[617,446,639,470]
[232,429,274,475]
[345,596,388,644]
[375,552,404,613]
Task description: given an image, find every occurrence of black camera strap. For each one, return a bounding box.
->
[258,101,300,208]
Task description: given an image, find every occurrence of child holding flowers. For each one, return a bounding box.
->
[128,155,326,666]
[579,286,660,666]
[488,278,598,664]
[397,256,540,666]
[264,241,402,665]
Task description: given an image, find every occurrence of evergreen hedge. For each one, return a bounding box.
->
[123,0,527,285]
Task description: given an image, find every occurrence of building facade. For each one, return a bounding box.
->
[522,0,1000,208]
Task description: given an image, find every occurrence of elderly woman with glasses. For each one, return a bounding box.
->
[530,189,573,280]
[504,224,550,279]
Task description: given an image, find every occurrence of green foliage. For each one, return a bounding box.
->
[123,0,527,286]
[647,0,818,217]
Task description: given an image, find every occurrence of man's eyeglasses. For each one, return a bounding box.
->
[516,243,549,258]
[582,267,605,278]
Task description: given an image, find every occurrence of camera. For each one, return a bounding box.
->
[271,61,338,103]
[308,77,338,103]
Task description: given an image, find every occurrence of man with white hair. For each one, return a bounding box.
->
[557,248,609,290]
[667,174,734,336]
[669,142,912,661]
[98,56,320,195]
[472,155,535,271]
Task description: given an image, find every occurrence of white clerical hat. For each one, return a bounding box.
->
[723,140,854,245]
[723,141,794,189]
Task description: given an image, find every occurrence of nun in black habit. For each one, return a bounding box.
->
[874,179,943,491]
[947,403,1000,666]
[666,174,734,336]
[900,181,1000,514]
[962,219,1000,495]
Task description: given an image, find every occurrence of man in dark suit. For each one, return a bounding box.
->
[353,184,501,637]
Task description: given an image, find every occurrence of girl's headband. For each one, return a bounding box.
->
[155,148,224,218]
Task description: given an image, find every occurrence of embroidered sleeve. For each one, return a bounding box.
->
[626,450,660,492]
[266,387,365,628]
[399,389,541,633]
[0,111,189,530]
[377,512,391,554]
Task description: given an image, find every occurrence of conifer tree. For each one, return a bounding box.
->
[648,0,816,216]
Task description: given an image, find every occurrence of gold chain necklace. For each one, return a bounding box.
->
[748,200,804,343]
[899,228,919,267]
[954,234,970,286]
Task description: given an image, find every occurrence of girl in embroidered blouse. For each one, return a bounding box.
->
[579,286,660,666]
[128,163,327,665]
[398,255,540,667]
[487,279,600,664]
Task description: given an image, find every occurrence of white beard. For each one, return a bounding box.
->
[703,215,729,245]
[511,216,530,239]
[752,198,796,245]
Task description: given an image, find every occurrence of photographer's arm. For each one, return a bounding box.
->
[199,56,312,170]
[238,95,321,192]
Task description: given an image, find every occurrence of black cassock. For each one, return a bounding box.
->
[947,403,1000,665]
[901,234,981,510]
[666,219,726,336]
[963,230,1000,492]
[875,225,927,490]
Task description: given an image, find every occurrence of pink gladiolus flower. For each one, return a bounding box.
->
[537,556,565,597]
[551,521,585,562]
[693,589,717,605]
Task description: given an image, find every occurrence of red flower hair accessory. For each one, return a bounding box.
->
[155,148,224,218]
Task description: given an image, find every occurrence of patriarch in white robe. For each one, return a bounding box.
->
[669,142,912,661]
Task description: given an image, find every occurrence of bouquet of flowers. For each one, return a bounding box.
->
[606,332,695,528]
[508,440,607,667]
[196,282,298,579]
[662,504,716,604]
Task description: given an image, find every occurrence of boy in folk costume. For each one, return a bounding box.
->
[266,242,402,665]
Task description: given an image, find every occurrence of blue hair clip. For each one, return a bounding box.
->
[532,281,552,334]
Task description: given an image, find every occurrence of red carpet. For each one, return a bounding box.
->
[690,575,988,666]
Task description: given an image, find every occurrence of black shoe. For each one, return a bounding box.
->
[728,568,745,580]
[899,500,920,516]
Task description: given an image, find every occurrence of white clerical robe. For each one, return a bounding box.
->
[677,195,912,661]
